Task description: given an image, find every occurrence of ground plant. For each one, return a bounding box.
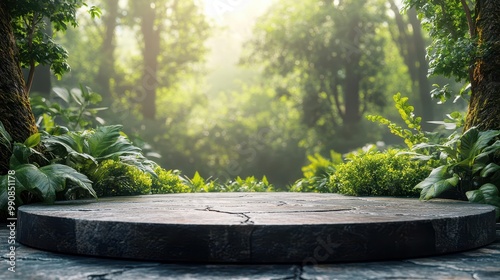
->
[412,127,500,218]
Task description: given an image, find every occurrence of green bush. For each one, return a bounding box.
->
[329,149,433,197]
[413,127,500,219]
[151,167,191,194]
[89,160,152,197]
[223,176,274,192]
[290,152,341,192]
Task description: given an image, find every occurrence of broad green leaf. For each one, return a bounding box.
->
[478,140,500,157]
[0,173,29,213]
[44,133,85,154]
[460,128,500,161]
[42,113,55,131]
[70,88,84,105]
[459,127,479,160]
[9,143,47,169]
[466,184,500,219]
[24,133,41,148]
[0,121,12,149]
[119,156,157,177]
[86,125,123,157]
[481,163,500,178]
[415,166,458,200]
[52,87,70,103]
[15,164,96,204]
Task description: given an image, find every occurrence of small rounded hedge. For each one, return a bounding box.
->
[329,149,433,197]
[151,167,191,194]
[90,160,152,197]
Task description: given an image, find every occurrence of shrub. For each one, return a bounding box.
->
[151,167,191,194]
[89,160,152,197]
[223,176,274,192]
[413,127,500,219]
[290,152,341,192]
[329,149,433,197]
[0,121,96,216]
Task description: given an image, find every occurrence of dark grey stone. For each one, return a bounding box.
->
[16,193,497,263]
[2,225,500,279]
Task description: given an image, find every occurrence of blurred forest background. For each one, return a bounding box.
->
[27,0,467,188]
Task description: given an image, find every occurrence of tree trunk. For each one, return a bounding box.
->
[140,4,160,120]
[407,9,433,128]
[464,0,500,131]
[0,2,39,174]
[389,0,433,127]
[96,0,119,98]
[343,18,362,127]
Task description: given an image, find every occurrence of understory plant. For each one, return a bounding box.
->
[367,93,428,149]
[290,152,341,192]
[0,121,96,215]
[369,93,500,219]
[412,127,500,218]
[31,86,107,131]
[182,172,274,193]
[329,148,433,197]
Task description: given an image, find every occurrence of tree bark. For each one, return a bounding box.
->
[96,0,119,98]
[342,15,362,127]
[140,4,160,120]
[388,0,433,127]
[464,0,500,131]
[407,8,433,128]
[0,2,39,174]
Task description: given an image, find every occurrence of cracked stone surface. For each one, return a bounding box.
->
[2,226,500,279]
[15,193,496,264]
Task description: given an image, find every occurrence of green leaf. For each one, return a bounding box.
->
[70,88,85,106]
[0,173,29,212]
[416,166,458,200]
[460,128,500,161]
[52,87,70,103]
[15,164,96,204]
[24,133,41,148]
[481,163,500,178]
[0,121,12,149]
[466,184,500,219]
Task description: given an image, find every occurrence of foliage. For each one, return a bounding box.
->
[6,0,100,86]
[413,127,500,218]
[243,0,397,154]
[367,93,427,148]
[42,125,143,170]
[0,121,96,214]
[181,172,274,193]
[151,167,191,194]
[290,152,341,193]
[31,85,107,131]
[403,0,475,82]
[88,159,152,197]
[182,171,220,193]
[223,176,274,192]
[329,149,433,197]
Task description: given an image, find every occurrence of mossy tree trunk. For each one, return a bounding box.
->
[0,2,38,174]
[464,0,500,131]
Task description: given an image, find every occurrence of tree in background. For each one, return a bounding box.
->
[128,0,210,120]
[96,0,119,98]
[244,0,392,152]
[387,0,433,127]
[405,0,499,131]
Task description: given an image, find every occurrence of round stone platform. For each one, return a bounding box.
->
[17,193,496,263]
